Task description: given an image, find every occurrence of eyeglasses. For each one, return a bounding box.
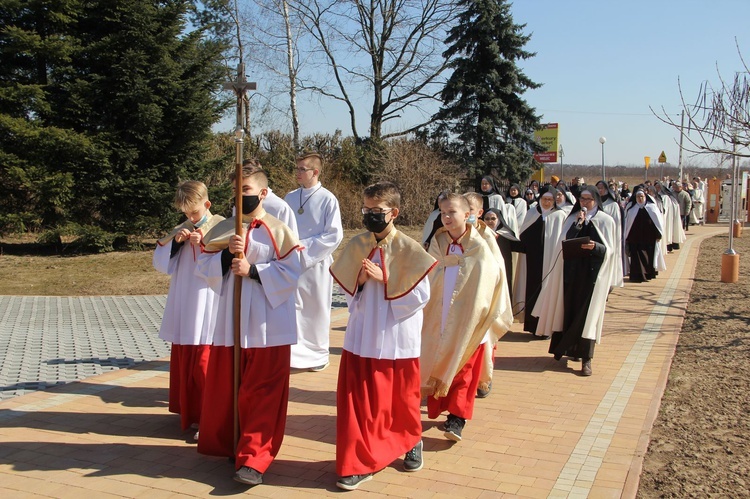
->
[295,167,314,173]
[484,216,498,222]
[579,196,595,202]
[361,207,393,215]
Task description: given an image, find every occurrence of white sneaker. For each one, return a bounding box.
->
[309,362,330,372]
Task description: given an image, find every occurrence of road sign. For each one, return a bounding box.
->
[658,151,667,163]
[644,156,650,169]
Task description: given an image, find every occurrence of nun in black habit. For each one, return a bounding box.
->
[535,185,617,376]
[510,185,567,336]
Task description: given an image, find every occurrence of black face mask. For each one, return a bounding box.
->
[241,195,260,215]
[363,213,389,233]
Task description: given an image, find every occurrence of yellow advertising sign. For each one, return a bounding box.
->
[533,123,559,163]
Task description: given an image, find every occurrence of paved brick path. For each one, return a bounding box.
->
[0,225,723,497]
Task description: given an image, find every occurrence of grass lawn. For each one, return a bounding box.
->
[0,225,425,296]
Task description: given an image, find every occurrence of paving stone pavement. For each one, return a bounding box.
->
[0,296,169,401]
[0,290,348,402]
[0,225,727,497]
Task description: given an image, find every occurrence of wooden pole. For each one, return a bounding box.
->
[224,61,255,449]
[232,65,245,453]
[223,63,256,452]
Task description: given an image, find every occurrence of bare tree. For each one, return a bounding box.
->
[238,0,304,150]
[652,40,750,158]
[291,0,456,141]
[280,0,301,150]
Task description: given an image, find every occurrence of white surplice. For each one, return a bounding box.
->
[195,214,304,348]
[342,251,430,360]
[264,188,298,235]
[285,183,344,368]
[153,218,223,346]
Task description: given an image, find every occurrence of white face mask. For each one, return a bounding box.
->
[468,214,477,224]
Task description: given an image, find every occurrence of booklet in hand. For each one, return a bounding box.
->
[562,236,591,259]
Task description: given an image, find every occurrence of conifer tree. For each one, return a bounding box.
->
[432,0,542,182]
[0,0,230,237]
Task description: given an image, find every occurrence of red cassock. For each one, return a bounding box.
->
[427,344,484,420]
[168,344,211,431]
[336,350,422,476]
[197,345,291,473]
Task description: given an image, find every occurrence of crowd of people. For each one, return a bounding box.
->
[153,156,704,491]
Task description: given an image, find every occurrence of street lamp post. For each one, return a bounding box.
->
[599,136,607,181]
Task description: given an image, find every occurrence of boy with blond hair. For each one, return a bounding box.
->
[154,180,224,435]
[421,193,513,441]
[196,161,304,486]
[330,181,436,491]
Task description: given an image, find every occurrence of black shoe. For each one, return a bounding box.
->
[476,381,492,398]
[336,474,373,491]
[582,359,592,376]
[403,440,423,472]
[443,414,465,442]
[233,466,263,486]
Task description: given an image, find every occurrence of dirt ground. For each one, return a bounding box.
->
[637,230,750,497]
[2,225,749,495]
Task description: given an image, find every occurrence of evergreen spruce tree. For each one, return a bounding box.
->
[0,0,230,238]
[433,0,542,183]
[0,0,105,233]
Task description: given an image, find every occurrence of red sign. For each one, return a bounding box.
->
[534,151,558,162]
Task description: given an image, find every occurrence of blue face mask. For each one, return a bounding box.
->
[193,213,208,228]
[468,214,477,224]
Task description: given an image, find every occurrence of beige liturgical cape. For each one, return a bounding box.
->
[421,224,514,398]
[330,228,436,299]
[157,211,224,246]
[201,210,300,259]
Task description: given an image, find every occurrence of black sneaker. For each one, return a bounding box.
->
[403,440,423,472]
[233,466,263,486]
[443,414,465,442]
[336,473,373,491]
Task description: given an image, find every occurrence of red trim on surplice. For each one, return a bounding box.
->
[427,343,485,421]
[336,350,421,476]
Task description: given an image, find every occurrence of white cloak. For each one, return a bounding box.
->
[523,209,568,337]
[623,202,667,274]
[507,197,528,229]
[601,198,624,288]
[512,207,567,323]
[534,209,617,344]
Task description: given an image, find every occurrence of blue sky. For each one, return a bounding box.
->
[510,0,750,167]
[223,0,750,168]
